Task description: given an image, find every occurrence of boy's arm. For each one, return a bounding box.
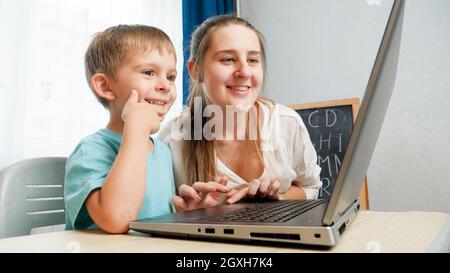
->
[86,90,160,233]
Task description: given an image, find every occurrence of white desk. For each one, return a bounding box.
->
[0,211,449,253]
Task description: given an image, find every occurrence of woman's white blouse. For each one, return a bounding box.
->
[158,102,322,199]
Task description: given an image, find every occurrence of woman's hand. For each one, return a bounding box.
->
[172,176,230,212]
[226,178,281,204]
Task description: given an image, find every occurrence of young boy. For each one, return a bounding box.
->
[64,25,178,233]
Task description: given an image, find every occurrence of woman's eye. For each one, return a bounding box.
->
[222,57,235,63]
[143,70,155,76]
[249,58,259,64]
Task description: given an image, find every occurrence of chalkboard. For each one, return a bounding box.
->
[290,98,369,209]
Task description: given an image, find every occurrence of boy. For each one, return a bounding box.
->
[64,25,178,233]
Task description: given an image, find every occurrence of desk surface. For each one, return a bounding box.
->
[0,211,449,253]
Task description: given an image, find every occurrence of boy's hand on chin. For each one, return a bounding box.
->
[121,90,160,134]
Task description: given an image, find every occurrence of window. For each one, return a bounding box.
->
[0,0,183,169]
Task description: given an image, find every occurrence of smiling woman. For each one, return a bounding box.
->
[0,0,183,170]
[159,15,322,213]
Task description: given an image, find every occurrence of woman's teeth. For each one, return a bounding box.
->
[228,86,250,91]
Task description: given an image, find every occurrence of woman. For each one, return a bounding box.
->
[159,15,322,211]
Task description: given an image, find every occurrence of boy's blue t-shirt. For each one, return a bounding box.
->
[64,129,175,230]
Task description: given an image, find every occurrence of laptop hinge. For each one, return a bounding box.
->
[330,199,359,226]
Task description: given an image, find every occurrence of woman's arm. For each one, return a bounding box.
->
[279,183,307,200]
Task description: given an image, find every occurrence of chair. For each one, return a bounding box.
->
[0,157,66,238]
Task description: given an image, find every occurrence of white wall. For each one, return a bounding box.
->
[240,0,450,213]
[0,0,183,170]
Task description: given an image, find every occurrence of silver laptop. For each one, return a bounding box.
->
[130,0,405,247]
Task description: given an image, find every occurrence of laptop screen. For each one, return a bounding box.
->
[323,0,405,225]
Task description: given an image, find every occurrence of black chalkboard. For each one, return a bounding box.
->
[293,101,356,200]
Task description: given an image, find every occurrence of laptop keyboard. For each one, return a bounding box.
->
[204,199,327,223]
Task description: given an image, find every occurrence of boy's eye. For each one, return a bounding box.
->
[143,70,155,76]
[167,74,176,82]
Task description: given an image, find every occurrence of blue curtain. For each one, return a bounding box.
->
[182,0,235,105]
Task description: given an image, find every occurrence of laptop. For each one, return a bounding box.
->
[129,0,405,247]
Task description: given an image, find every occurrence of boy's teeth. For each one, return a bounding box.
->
[147,100,165,106]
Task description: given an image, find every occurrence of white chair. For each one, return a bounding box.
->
[0,157,66,238]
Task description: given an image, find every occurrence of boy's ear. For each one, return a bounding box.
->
[90,73,116,101]
[188,61,200,82]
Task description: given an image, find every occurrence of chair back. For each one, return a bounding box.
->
[0,157,66,238]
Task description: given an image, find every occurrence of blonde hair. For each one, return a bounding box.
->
[84,24,176,108]
[183,15,273,186]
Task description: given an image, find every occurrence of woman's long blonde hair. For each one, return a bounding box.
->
[183,15,272,186]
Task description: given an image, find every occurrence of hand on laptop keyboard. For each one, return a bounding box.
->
[172,176,281,211]
[226,177,281,204]
[172,176,230,212]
